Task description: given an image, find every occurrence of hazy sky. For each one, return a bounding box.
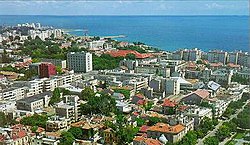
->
[0,0,249,15]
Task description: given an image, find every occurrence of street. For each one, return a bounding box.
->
[196,100,249,145]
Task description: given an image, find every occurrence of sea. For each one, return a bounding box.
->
[0,15,249,52]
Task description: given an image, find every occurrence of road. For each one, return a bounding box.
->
[197,100,249,145]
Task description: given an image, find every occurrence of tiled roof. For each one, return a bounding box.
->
[227,63,240,68]
[177,105,189,111]
[193,90,210,99]
[135,93,145,99]
[147,123,185,134]
[162,99,177,107]
[137,100,147,105]
[133,136,162,145]
[210,62,223,67]
[145,138,162,145]
[139,125,150,133]
[107,50,152,59]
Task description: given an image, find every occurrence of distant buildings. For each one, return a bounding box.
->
[67,52,93,73]
[207,50,227,64]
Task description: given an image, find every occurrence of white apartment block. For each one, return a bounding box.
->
[0,87,26,101]
[67,52,93,73]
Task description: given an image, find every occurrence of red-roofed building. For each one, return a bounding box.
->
[210,62,223,69]
[181,89,211,105]
[0,124,30,145]
[133,136,163,145]
[107,50,152,59]
[139,125,150,133]
[227,63,240,69]
[162,99,178,115]
[132,94,145,104]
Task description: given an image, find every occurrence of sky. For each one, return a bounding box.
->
[0,0,249,16]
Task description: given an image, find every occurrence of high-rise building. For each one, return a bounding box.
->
[207,50,227,64]
[67,52,93,73]
[39,62,57,78]
[228,52,239,64]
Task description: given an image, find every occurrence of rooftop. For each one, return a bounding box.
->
[147,123,185,134]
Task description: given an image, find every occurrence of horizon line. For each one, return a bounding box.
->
[0,14,249,16]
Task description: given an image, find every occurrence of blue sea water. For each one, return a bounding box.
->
[0,15,249,52]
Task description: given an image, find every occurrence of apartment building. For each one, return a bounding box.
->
[16,91,51,112]
[207,50,227,64]
[41,58,67,69]
[67,51,93,73]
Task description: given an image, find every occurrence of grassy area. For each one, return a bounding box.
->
[234,132,245,139]
[227,140,237,145]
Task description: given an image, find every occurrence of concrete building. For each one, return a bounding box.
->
[46,116,68,132]
[16,92,51,112]
[228,52,239,64]
[207,50,228,64]
[55,95,80,123]
[182,106,213,128]
[164,78,180,95]
[39,62,57,78]
[41,58,67,69]
[67,52,93,73]
[238,52,250,67]
[135,63,171,78]
[182,48,202,61]
[0,87,26,101]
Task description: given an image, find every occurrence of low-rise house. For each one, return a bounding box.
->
[116,100,132,113]
[162,99,178,115]
[0,124,31,145]
[206,81,221,96]
[147,123,186,143]
[181,89,211,105]
[103,128,117,145]
[133,136,163,145]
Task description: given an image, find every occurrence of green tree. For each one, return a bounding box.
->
[80,87,95,101]
[125,53,136,60]
[135,117,146,127]
[113,89,130,99]
[203,136,219,145]
[143,101,154,111]
[59,131,75,145]
[1,49,11,63]
[216,125,231,141]
[49,88,61,106]
[56,66,63,74]
[0,112,7,127]
[31,126,38,133]
[68,127,83,139]
[179,131,198,145]
[20,114,48,128]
